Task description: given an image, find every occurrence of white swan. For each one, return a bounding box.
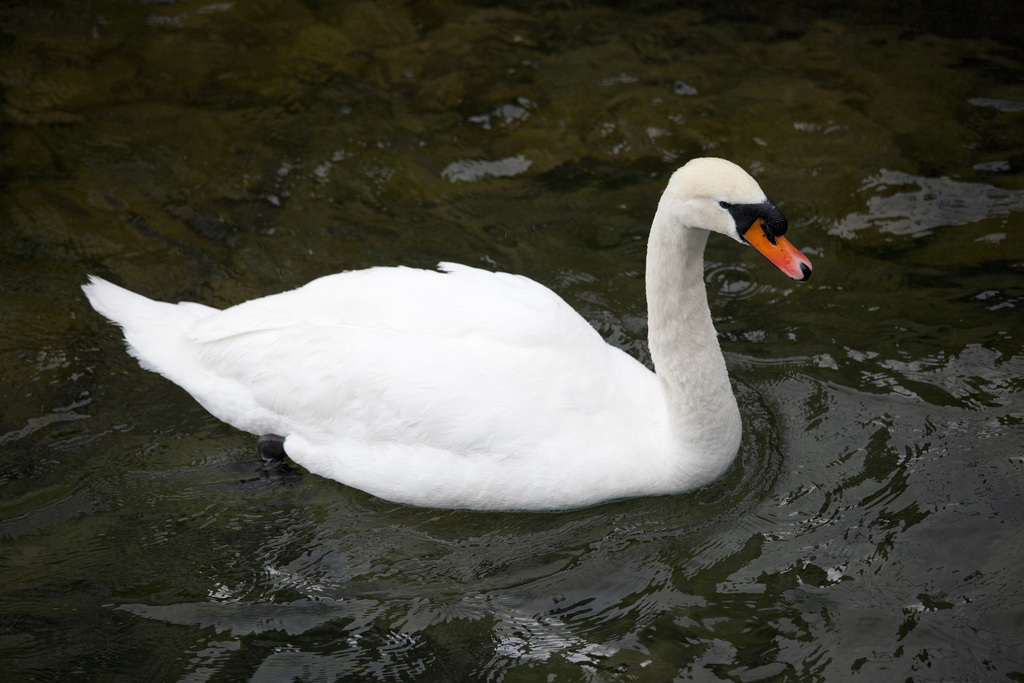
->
[83,157,811,511]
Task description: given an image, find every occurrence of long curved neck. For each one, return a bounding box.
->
[645,202,741,478]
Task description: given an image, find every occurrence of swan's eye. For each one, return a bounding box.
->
[719,201,732,209]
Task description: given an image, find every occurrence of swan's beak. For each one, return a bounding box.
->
[743,218,812,281]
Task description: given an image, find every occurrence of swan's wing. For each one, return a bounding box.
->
[187,309,655,457]
[188,263,603,349]
[175,264,653,453]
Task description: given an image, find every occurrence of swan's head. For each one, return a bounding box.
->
[663,158,812,281]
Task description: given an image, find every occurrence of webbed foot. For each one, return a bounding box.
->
[257,433,287,463]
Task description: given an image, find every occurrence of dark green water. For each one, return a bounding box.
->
[2,1,1023,680]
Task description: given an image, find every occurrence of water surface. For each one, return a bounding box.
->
[2,1,1023,680]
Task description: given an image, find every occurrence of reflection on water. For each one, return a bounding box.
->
[441,154,534,183]
[2,0,1024,680]
[835,169,1024,239]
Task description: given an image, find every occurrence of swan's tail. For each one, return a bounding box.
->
[82,276,219,376]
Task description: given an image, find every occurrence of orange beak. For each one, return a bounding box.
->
[744,218,812,281]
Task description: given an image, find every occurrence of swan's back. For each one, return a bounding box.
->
[189,263,599,348]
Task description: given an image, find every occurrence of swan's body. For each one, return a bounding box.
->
[84,158,811,511]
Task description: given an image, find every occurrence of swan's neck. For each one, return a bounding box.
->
[646,204,741,479]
